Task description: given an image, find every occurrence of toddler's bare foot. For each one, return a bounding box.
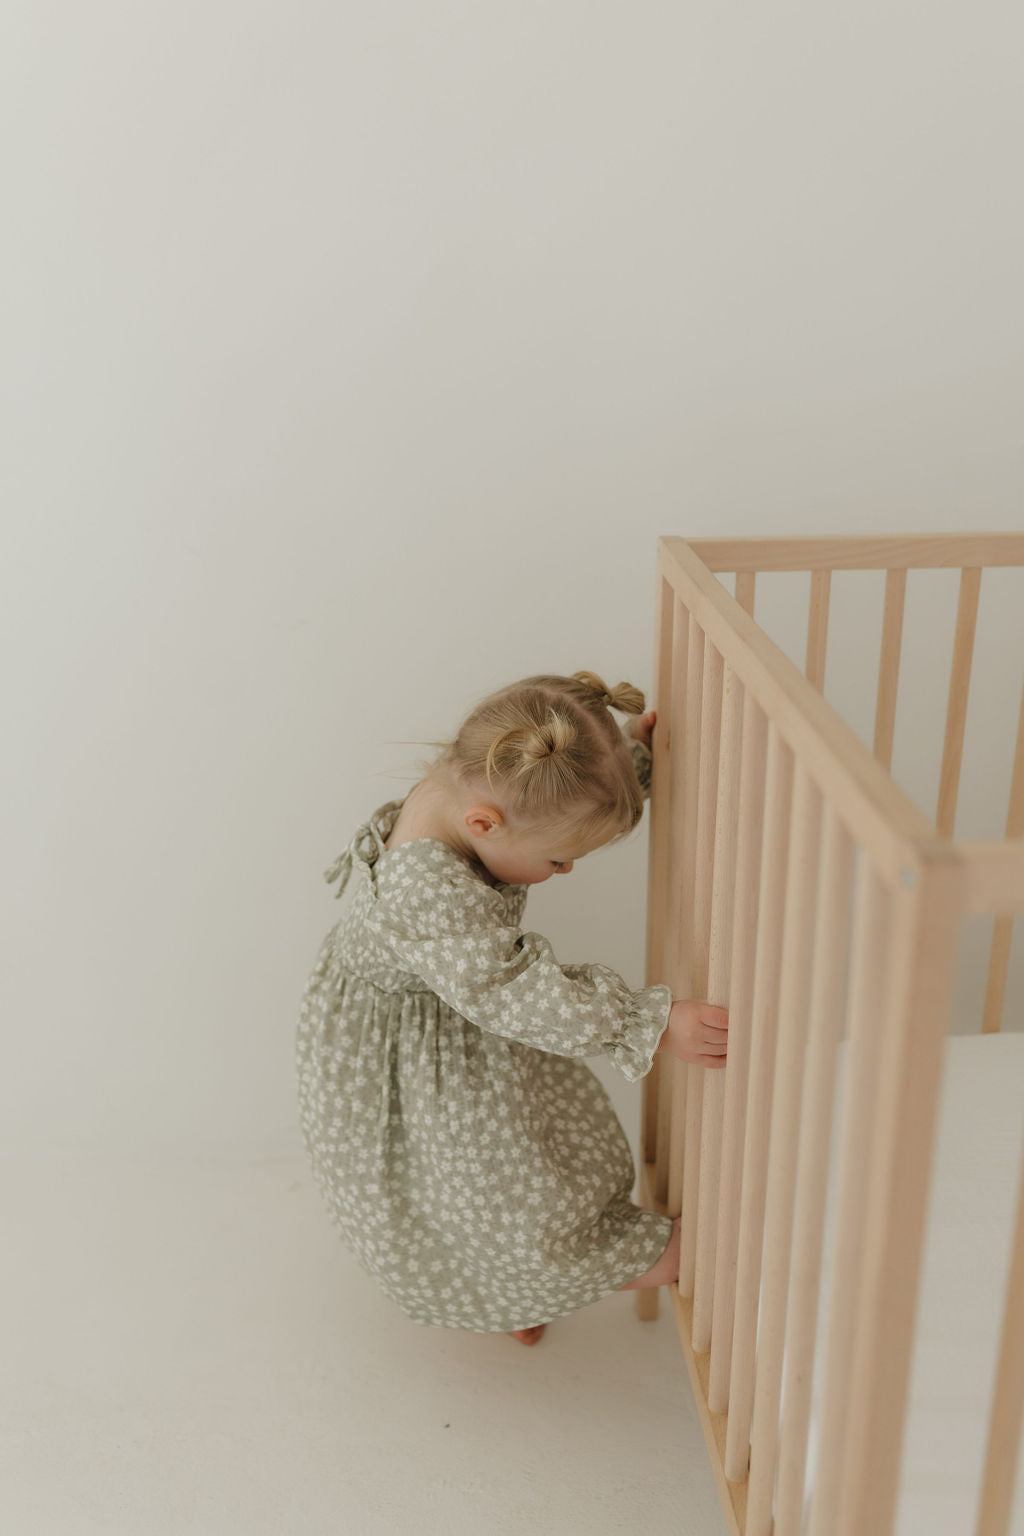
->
[618,1215,681,1291]
[507,1324,547,1345]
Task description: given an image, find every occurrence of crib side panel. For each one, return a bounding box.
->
[642,536,1024,1536]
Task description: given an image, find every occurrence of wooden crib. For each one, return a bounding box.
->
[635,535,1024,1536]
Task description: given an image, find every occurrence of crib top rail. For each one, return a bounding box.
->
[657,536,1024,918]
[684,532,1024,572]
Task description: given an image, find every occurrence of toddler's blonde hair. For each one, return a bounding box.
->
[410,670,649,852]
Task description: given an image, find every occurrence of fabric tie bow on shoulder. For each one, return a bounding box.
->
[323,812,394,899]
[323,846,355,899]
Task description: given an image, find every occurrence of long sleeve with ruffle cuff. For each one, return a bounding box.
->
[600,976,673,1081]
[372,871,673,1082]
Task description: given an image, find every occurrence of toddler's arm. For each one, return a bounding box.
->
[620,716,655,798]
[373,870,670,1081]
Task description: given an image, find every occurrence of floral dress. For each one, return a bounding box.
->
[295,726,675,1332]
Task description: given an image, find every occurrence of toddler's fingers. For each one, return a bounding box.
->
[701,1005,729,1028]
[699,1053,727,1069]
[701,1036,727,1054]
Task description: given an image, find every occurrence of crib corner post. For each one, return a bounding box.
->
[832,844,965,1536]
[633,1286,660,1323]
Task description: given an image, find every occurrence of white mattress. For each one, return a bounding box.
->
[794,1031,1024,1535]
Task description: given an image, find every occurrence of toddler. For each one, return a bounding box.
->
[296,671,728,1346]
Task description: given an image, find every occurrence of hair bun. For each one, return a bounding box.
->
[572,670,613,705]
[572,671,645,715]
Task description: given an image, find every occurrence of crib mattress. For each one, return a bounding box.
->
[799,1030,1024,1534]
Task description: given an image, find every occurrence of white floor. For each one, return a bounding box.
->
[1,1145,727,1536]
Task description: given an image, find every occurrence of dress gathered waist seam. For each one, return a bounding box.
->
[324,958,435,998]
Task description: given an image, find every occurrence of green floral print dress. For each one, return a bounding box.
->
[295,725,675,1332]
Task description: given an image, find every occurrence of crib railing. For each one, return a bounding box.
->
[638,535,1024,1536]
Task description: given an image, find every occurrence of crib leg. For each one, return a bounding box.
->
[634,1286,660,1321]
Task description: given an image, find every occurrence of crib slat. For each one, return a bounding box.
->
[833,855,962,1536]
[680,638,724,1294]
[735,570,756,616]
[873,567,907,772]
[805,570,831,693]
[679,1023,703,1298]
[936,566,982,836]
[975,1131,1024,1536]
[666,611,706,1210]
[724,725,794,1483]
[982,678,1024,1033]
[693,664,744,1352]
[693,640,725,995]
[806,860,892,1536]
[773,805,854,1533]
[668,614,707,1215]
[643,572,676,1165]
[746,761,823,1536]
[708,694,769,1414]
[656,598,694,1205]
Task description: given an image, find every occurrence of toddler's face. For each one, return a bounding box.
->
[466,816,607,886]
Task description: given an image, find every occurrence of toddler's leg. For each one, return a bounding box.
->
[618,1216,680,1291]
[507,1325,546,1345]
[506,1215,680,1343]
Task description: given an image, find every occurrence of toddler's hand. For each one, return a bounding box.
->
[657,999,729,1069]
[630,709,656,749]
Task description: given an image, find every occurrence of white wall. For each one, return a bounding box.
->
[3,2,1022,1151]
